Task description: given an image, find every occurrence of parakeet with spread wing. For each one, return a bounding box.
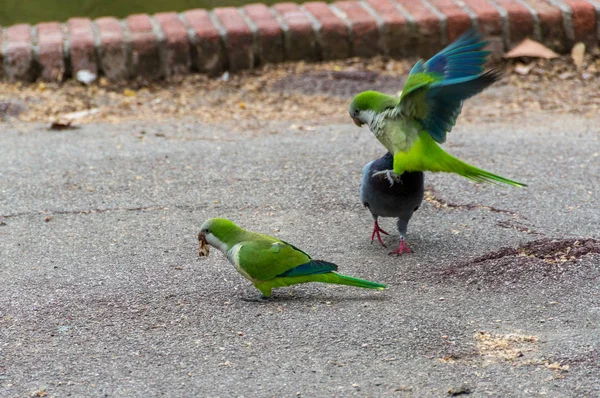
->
[349,29,525,187]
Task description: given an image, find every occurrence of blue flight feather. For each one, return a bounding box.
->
[406,29,498,143]
[277,260,338,277]
[408,59,425,76]
[423,29,489,81]
[420,71,500,143]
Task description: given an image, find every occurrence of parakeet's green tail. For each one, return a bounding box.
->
[453,158,526,187]
[430,150,527,187]
[255,273,387,297]
[394,131,527,187]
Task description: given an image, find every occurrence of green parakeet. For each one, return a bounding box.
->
[349,29,526,187]
[198,218,387,297]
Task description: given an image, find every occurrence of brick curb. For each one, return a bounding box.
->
[1,0,598,82]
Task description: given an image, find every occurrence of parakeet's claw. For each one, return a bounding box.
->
[370,220,389,247]
[372,169,402,187]
[389,239,413,256]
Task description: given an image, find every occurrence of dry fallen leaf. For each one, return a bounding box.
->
[123,88,136,97]
[571,42,585,69]
[504,38,559,59]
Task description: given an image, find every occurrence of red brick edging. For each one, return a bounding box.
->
[0,0,598,82]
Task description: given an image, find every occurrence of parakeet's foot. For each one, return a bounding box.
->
[370,220,389,247]
[372,169,402,187]
[389,239,412,256]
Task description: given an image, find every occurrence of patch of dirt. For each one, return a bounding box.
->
[0,51,599,129]
[436,238,600,287]
[474,331,539,362]
[438,331,544,369]
[469,238,600,264]
[496,220,541,235]
[424,187,519,216]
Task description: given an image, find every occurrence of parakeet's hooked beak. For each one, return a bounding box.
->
[353,117,364,127]
[198,232,210,257]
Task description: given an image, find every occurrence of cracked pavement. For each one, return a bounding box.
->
[1,101,599,397]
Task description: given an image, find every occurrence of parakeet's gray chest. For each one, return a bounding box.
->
[371,111,421,154]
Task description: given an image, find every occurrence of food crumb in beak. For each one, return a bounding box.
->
[198,233,210,257]
[353,117,363,127]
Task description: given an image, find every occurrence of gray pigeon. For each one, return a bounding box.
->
[360,152,425,255]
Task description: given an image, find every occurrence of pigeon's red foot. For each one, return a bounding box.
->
[370,220,389,247]
[389,239,412,256]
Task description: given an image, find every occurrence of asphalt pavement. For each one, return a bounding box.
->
[1,108,599,397]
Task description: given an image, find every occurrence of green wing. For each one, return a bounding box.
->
[237,236,338,282]
[237,238,312,281]
[396,29,495,143]
[398,71,439,120]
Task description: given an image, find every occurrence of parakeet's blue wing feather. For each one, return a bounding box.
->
[424,29,489,80]
[277,260,338,277]
[400,29,498,143]
[420,70,500,142]
[415,29,497,143]
[408,59,425,76]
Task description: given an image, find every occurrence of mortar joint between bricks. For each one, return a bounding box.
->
[30,25,41,79]
[119,19,134,80]
[208,10,230,72]
[453,0,479,32]
[300,5,324,62]
[60,23,72,80]
[238,8,260,67]
[269,7,289,61]
[359,0,387,56]
[513,0,542,41]
[0,28,5,79]
[328,4,354,57]
[177,13,199,73]
[546,0,574,42]
[419,0,449,45]
[390,0,419,40]
[589,0,600,40]
[485,0,510,50]
[25,24,39,81]
[90,20,103,79]
[148,15,168,78]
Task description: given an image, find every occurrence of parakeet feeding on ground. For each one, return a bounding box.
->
[361,152,424,255]
[198,218,387,297]
[349,29,525,188]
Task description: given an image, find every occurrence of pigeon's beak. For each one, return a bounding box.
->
[198,232,210,257]
[353,117,363,127]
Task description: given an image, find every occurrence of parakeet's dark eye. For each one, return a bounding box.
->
[205,229,211,234]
